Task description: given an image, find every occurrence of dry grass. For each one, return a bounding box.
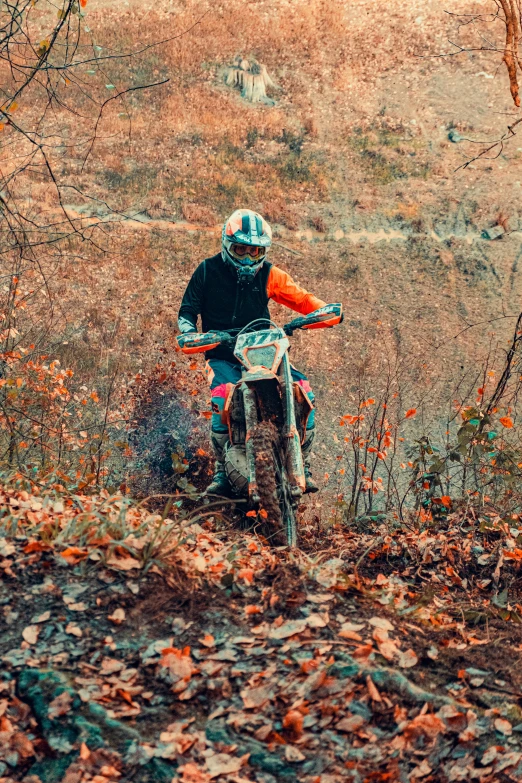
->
[181,203,219,226]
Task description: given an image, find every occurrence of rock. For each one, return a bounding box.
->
[481,225,505,240]
[19,669,177,782]
[18,669,139,751]
[448,130,463,143]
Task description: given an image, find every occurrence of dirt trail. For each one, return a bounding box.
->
[63,205,522,247]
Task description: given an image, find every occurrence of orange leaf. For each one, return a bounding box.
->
[61,547,89,564]
[80,743,90,761]
[366,675,382,702]
[504,548,522,561]
[499,416,513,428]
[441,495,451,508]
[199,633,215,647]
[300,659,318,674]
[246,510,257,518]
[367,447,378,453]
[283,709,304,739]
[24,541,50,553]
[238,568,254,585]
[200,411,212,420]
[245,604,262,615]
[196,448,207,456]
[259,508,268,519]
[80,0,88,6]
[405,408,417,419]
[117,689,134,705]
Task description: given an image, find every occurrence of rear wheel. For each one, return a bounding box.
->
[251,421,298,547]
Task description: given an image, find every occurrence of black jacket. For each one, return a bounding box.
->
[178,253,272,362]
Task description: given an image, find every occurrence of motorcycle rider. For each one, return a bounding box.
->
[178,208,328,496]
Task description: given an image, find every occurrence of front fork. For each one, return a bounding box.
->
[242,383,261,505]
[280,354,305,498]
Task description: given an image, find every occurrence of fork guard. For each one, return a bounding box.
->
[242,383,261,505]
[280,356,306,496]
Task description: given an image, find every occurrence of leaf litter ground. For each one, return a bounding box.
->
[1,485,522,782]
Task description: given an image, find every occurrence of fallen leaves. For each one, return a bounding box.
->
[268,619,307,639]
[2,482,522,783]
[199,633,215,648]
[369,616,394,631]
[106,554,141,571]
[60,546,89,565]
[206,752,247,778]
[31,610,51,624]
[403,713,446,743]
[285,745,305,762]
[494,717,513,736]
[240,684,273,710]
[22,625,39,645]
[282,709,304,739]
[159,646,197,693]
[65,622,83,637]
[398,648,418,668]
[336,713,366,732]
[108,607,126,625]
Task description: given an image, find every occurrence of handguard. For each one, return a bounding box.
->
[177,332,224,355]
[283,303,343,335]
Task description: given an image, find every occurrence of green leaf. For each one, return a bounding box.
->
[492,588,508,608]
[105,84,115,90]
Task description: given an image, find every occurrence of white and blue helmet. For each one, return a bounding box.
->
[222,209,272,281]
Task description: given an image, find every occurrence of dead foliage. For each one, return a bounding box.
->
[1,480,522,781]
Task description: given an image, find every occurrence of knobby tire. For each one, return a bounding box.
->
[251,421,297,547]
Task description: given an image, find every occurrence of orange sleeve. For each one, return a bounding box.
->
[266,266,326,315]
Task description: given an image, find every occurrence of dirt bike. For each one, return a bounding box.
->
[177,303,343,546]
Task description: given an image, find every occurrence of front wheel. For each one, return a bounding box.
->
[250,421,298,547]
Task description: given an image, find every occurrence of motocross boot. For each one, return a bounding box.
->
[302,427,319,494]
[205,432,232,496]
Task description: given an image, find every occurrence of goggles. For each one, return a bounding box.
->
[230,243,266,264]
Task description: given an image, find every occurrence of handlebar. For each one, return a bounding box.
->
[177,304,343,354]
